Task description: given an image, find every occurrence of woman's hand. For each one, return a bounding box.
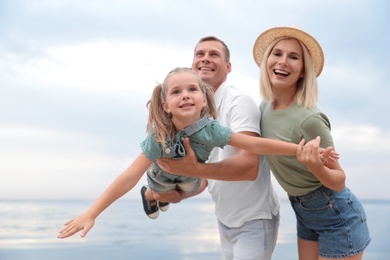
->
[297,136,346,192]
[298,136,325,169]
[299,136,339,165]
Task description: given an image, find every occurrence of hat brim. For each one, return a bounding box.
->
[253,26,324,77]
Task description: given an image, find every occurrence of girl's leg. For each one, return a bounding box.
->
[144,186,156,200]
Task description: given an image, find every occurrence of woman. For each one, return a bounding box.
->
[253,26,371,259]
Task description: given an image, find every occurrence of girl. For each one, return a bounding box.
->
[253,26,371,259]
[57,67,323,239]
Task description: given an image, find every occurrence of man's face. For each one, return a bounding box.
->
[192,40,231,90]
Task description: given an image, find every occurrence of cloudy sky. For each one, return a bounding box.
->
[1,0,389,201]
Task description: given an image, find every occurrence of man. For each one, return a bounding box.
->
[156,36,280,260]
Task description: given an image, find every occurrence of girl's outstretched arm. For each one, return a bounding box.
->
[57,153,152,239]
[228,132,301,155]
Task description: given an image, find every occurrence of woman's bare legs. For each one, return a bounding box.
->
[298,238,364,260]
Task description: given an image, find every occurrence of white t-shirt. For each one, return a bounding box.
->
[207,82,280,227]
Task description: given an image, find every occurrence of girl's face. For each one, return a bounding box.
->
[162,72,207,129]
[267,38,304,91]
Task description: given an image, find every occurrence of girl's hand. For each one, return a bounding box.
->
[320,147,339,163]
[57,212,95,239]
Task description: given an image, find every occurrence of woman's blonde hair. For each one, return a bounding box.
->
[260,37,318,108]
[146,67,217,146]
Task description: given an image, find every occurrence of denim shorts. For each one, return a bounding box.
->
[146,162,201,193]
[289,186,371,258]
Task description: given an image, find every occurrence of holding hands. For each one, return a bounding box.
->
[298,136,339,170]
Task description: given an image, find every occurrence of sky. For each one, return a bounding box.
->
[1,0,389,201]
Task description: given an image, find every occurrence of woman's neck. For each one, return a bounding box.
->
[272,88,296,110]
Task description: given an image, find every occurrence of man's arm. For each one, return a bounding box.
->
[157,132,259,181]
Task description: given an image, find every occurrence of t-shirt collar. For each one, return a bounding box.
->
[213,81,227,109]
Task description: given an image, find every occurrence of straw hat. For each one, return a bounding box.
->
[253,26,324,77]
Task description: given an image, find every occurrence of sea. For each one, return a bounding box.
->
[0,198,388,260]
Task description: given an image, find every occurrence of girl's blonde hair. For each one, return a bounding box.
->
[146,67,217,146]
[260,37,318,108]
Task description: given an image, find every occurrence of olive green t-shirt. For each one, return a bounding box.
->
[260,102,334,196]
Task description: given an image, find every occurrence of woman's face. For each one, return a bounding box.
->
[266,38,304,90]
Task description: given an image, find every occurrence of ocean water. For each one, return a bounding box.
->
[0,198,388,260]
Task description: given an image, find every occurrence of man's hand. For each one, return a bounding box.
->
[152,189,183,203]
[157,138,200,177]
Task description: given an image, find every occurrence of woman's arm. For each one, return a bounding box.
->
[297,136,346,192]
[58,153,152,239]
